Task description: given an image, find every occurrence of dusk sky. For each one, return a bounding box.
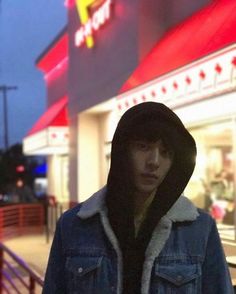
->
[0,0,67,149]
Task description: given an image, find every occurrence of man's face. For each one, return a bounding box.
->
[129,139,173,198]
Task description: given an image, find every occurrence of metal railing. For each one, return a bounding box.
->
[0,242,43,293]
[0,204,44,241]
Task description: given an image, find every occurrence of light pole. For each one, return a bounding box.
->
[0,85,18,150]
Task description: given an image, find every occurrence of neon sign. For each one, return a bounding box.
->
[75,0,112,48]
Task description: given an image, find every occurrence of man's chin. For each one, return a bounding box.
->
[135,185,158,198]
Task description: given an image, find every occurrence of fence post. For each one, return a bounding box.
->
[39,205,44,234]
[46,205,50,244]
[0,245,3,294]
[29,276,35,294]
[0,209,3,241]
[19,205,24,236]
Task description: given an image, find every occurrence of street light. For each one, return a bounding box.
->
[0,85,18,150]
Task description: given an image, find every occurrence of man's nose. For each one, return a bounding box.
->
[147,148,160,167]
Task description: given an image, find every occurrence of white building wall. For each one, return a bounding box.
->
[77,109,119,202]
[47,154,69,203]
[174,92,236,128]
[78,113,100,202]
[98,110,119,186]
[68,115,79,204]
[47,155,62,201]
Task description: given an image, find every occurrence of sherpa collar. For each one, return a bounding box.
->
[77,186,199,222]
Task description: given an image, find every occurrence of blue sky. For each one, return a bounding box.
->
[0,0,67,149]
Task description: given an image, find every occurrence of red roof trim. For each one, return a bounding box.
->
[36,33,68,73]
[27,96,68,136]
[121,0,236,93]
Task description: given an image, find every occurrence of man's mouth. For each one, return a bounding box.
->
[141,173,158,180]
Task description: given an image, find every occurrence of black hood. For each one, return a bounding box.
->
[106,102,197,293]
[106,102,196,245]
[107,102,196,217]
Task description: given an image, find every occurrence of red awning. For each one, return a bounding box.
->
[36,29,68,74]
[121,0,236,93]
[27,96,68,136]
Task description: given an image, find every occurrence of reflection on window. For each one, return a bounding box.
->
[187,120,235,240]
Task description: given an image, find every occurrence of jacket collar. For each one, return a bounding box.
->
[77,186,199,222]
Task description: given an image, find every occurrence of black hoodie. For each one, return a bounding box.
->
[106,102,197,293]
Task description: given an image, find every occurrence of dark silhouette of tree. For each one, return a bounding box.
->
[0,144,46,194]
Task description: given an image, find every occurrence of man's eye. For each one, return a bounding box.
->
[161,148,172,158]
[160,148,168,155]
[136,142,149,150]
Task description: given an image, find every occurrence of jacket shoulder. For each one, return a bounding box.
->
[197,208,214,221]
[60,203,83,223]
[195,208,216,231]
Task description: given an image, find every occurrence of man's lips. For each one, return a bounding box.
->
[141,173,158,180]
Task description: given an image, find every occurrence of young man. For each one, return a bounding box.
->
[43,102,233,293]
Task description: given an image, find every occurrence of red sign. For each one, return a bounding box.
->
[75,0,112,48]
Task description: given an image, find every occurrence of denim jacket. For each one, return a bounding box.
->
[43,187,233,294]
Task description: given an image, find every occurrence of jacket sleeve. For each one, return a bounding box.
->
[42,216,66,294]
[202,218,234,294]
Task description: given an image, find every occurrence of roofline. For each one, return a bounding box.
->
[35,25,68,65]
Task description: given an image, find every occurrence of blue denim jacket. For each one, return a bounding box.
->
[43,187,233,293]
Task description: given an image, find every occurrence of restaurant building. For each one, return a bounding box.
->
[23,28,69,204]
[24,0,236,241]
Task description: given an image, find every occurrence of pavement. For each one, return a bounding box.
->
[3,233,52,279]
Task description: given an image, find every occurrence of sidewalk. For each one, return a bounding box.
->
[3,234,52,279]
